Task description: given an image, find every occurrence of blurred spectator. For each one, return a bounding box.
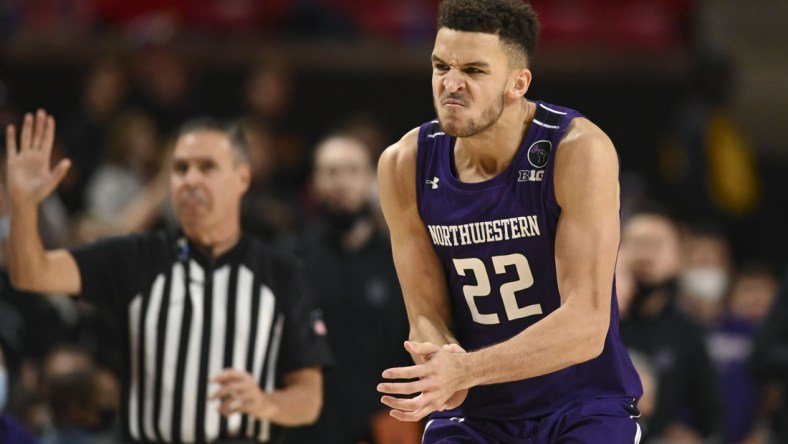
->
[311,114,390,229]
[83,111,162,225]
[751,266,788,443]
[0,340,39,444]
[59,58,130,213]
[243,55,309,199]
[619,206,722,443]
[708,265,777,444]
[616,249,637,318]
[658,53,760,223]
[678,222,733,327]
[239,118,301,241]
[41,345,93,391]
[44,367,120,444]
[285,134,418,444]
[129,46,196,134]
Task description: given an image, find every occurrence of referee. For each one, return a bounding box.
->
[5,110,333,443]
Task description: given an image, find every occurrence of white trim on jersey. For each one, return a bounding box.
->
[532,118,560,129]
[539,103,568,115]
[422,419,435,443]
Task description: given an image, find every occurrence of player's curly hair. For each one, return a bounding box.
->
[438,0,540,64]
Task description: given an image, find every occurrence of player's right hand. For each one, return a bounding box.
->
[439,343,468,410]
[5,110,71,209]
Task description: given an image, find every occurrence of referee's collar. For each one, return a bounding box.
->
[174,229,249,269]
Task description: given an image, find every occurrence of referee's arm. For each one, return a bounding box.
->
[6,110,82,296]
[211,367,323,426]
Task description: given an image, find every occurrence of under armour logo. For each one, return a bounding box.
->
[426,177,440,189]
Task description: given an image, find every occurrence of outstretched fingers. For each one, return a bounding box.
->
[42,159,72,198]
[19,113,32,151]
[41,116,56,156]
[31,110,47,151]
[6,125,16,161]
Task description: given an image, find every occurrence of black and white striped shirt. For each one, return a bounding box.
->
[71,230,332,443]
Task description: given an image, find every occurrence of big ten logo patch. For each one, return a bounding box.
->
[518,170,544,182]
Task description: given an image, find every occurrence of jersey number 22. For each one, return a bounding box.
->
[453,253,542,325]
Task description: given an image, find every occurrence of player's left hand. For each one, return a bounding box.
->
[210,369,277,419]
[377,341,468,421]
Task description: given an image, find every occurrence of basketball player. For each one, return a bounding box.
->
[376,0,643,442]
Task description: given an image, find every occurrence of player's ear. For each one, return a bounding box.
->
[509,68,532,99]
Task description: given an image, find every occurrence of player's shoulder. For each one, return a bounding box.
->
[557,116,618,169]
[378,126,420,178]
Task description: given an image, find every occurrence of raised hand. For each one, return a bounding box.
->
[378,341,469,422]
[5,110,71,208]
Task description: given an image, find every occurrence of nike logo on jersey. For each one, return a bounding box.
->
[426,177,440,189]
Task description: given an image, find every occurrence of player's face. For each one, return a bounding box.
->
[170,130,249,234]
[431,28,511,137]
[313,137,373,214]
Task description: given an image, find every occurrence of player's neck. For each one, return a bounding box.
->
[454,100,535,181]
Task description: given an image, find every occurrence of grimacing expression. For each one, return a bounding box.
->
[170,130,249,232]
[431,28,512,137]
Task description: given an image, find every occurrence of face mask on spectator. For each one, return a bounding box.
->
[0,366,7,414]
[680,266,728,301]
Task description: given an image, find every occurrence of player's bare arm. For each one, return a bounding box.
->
[377,128,459,355]
[6,110,81,295]
[460,117,620,381]
[211,367,322,426]
[379,118,620,421]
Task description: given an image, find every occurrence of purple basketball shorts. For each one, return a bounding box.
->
[422,397,641,444]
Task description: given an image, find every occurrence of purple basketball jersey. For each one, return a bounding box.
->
[415,100,643,421]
